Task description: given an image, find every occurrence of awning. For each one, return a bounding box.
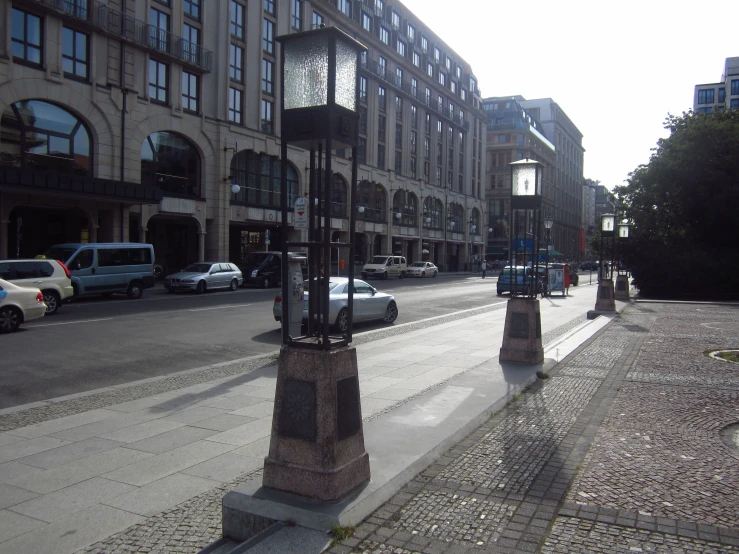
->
[486,247,506,255]
[549,249,564,256]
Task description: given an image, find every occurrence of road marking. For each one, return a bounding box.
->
[189,304,252,312]
[29,317,114,328]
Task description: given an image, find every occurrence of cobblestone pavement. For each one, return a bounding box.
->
[329,302,739,554]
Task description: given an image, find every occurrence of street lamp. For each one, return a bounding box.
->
[257,26,370,504]
[543,216,553,296]
[500,158,544,365]
[615,220,630,300]
[594,213,616,312]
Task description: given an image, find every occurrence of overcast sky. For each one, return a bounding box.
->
[399,0,739,190]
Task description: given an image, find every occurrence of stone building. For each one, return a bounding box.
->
[693,56,739,113]
[0,0,486,273]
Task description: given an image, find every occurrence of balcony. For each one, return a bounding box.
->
[18,0,213,72]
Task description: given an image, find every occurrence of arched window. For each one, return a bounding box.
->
[141,132,200,197]
[328,174,347,217]
[423,197,442,229]
[0,100,91,175]
[230,151,297,208]
[448,202,463,232]
[392,190,418,226]
[357,180,386,223]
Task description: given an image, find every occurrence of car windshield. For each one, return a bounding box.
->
[44,247,78,263]
[501,268,525,276]
[368,256,389,264]
[411,262,426,267]
[182,263,212,273]
[242,253,272,267]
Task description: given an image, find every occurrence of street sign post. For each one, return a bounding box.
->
[294,197,307,229]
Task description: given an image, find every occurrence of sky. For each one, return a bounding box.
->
[399,0,739,190]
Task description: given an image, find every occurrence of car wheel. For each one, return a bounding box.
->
[196,280,206,294]
[127,281,143,299]
[433,271,438,278]
[497,290,503,296]
[383,272,388,280]
[42,290,60,315]
[334,308,349,333]
[262,277,270,289]
[383,301,398,324]
[0,306,21,333]
[230,278,238,291]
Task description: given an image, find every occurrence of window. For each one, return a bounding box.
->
[697,89,714,104]
[455,65,462,79]
[262,59,274,94]
[439,72,446,86]
[378,115,386,141]
[359,106,367,134]
[184,0,200,19]
[731,80,739,96]
[63,0,88,19]
[230,152,298,208]
[394,150,402,174]
[413,52,420,67]
[719,88,725,103]
[261,99,273,133]
[434,46,440,62]
[731,99,739,109]
[182,23,199,64]
[397,40,406,57]
[392,11,400,28]
[149,8,169,51]
[411,105,418,127]
[396,96,403,120]
[379,56,386,77]
[312,11,323,29]
[445,57,451,71]
[424,161,429,178]
[411,131,417,154]
[436,166,441,185]
[411,77,418,96]
[358,138,366,164]
[228,87,243,123]
[292,0,302,29]
[62,27,88,79]
[424,137,430,159]
[375,0,384,15]
[230,1,245,38]
[425,113,431,134]
[182,71,198,112]
[378,145,385,169]
[395,123,402,146]
[380,26,389,44]
[1,100,92,175]
[229,44,243,81]
[449,102,454,118]
[362,13,371,32]
[437,120,442,134]
[410,157,417,179]
[396,67,403,84]
[450,81,457,94]
[470,78,477,93]
[360,76,368,101]
[338,0,351,17]
[11,9,42,65]
[141,132,200,197]
[263,19,274,53]
[148,59,168,103]
[264,0,275,15]
[697,107,712,114]
[407,24,415,42]
[378,86,386,111]
[436,142,442,165]
[461,88,467,101]
[426,63,433,77]
[421,36,428,52]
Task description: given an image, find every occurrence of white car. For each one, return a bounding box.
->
[405,261,439,278]
[0,278,46,333]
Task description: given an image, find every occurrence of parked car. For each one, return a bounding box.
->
[0,278,46,333]
[361,255,407,280]
[551,263,579,286]
[45,243,156,299]
[165,262,243,293]
[236,251,308,289]
[0,259,74,315]
[580,261,598,271]
[406,261,438,278]
[273,277,398,333]
[497,266,544,296]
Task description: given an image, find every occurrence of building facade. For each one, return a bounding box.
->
[581,178,597,261]
[0,0,486,274]
[693,56,739,113]
[482,96,555,262]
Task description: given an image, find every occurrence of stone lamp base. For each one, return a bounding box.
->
[499,297,544,364]
[595,279,617,311]
[262,346,370,502]
[614,274,630,301]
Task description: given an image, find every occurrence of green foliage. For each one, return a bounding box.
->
[329,524,355,546]
[614,110,739,299]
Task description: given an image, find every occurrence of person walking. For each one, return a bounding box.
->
[481,260,487,279]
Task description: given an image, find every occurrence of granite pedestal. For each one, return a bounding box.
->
[614,274,630,301]
[499,297,544,364]
[595,279,616,311]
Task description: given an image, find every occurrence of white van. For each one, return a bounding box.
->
[361,255,407,280]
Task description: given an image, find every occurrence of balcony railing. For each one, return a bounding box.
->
[19,0,212,72]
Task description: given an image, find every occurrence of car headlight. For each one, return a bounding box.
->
[184,279,195,283]
[251,270,258,277]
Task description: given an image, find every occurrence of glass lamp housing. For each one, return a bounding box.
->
[544,217,553,230]
[509,159,543,210]
[618,222,630,239]
[601,213,615,236]
[278,27,367,150]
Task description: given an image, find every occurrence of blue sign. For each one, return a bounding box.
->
[513,239,534,252]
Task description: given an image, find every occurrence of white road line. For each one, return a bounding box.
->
[29,317,114,328]
[189,304,252,312]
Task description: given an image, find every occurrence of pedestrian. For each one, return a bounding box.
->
[481,260,487,279]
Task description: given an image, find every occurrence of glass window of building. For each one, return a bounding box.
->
[360,76,367,101]
[263,19,274,53]
[264,0,275,15]
[427,63,433,77]
[397,40,406,57]
[434,46,440,62]
[421,36,428,52]
[392,11,400,28]
[0,100,92,175]
[230,151,297,208]
[261,99,273,133]
[312,11,323,29]
[229,44,243,82]
[11,9,43,66]
[184,0,200,19]
[228,87,243,124]
[407,24,415,42]
[62,27,88,79]
[378,144,385,169]
[394,150,402,174]
[359,106,367,134]
[379,55,386,77]
[149,8,169,51]
[413,52,420,67]
[292,0,302,29]
[411,105,418,127]
[395,122,402,145]
[338,0,351,17]
[182,71,198,112]
[378,86,386,111]
[141,132,200,197]
[396,67,403,84]
[362,13,371,32]
[378,115,386,141]
[380,26,389,44]
[182,23,199,64]
[261,59,274,94]
[230,1,245,38]
[439,72,446,86]
[410,131,417,154]
[148,59,168,103]
[697,89,714,104]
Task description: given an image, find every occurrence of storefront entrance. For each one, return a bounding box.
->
[6,205,98,259]
[146,215,199,275]
[229,224,284,264]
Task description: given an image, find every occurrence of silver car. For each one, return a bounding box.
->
[405,261,438,278]
[165,262,243,294]
[272,277,398,333]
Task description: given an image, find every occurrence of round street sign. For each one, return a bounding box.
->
[294,197,308,229]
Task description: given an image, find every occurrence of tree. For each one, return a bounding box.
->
[615,110,739,298]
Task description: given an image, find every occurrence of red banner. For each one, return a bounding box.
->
[579,228,585,252]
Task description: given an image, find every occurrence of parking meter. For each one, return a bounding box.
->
[286,253,306,338]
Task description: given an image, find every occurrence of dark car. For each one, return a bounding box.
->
[237,251,308,289]
[580,261,597,271]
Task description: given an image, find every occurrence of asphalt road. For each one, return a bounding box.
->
[1,272,560,408]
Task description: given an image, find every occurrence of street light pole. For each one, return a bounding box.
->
[544,215,553,297]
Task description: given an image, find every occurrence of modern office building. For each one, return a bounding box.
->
[481,96,555,262]
[0,0,486,274]
[693,57,739,113]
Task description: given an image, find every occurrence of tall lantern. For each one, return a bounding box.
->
[509,159,543,291]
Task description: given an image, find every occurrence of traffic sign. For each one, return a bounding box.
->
[294,197,307,229]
